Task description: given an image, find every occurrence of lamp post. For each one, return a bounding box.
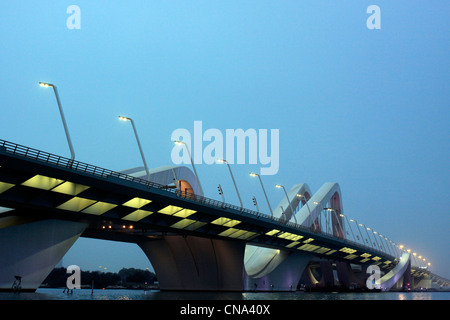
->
[39,82,75,161]
[119,116,150,181]
[350,219,366,247]
[360,224,375,249]
[296,194,312,228]
[174,140,203,195]
[217,159,243,208]
[324,208,344,238]
[313,201,324,233]
[340,214,357,243]
[276,184,296,224]
[250,172,273,217]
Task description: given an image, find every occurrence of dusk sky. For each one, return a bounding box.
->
[1,1,449,279]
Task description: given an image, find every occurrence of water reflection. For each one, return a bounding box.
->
[0,289,447,300]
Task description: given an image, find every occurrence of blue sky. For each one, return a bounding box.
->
[1,1,449,279]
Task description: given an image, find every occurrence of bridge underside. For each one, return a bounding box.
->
[0,140,442,292]
[0,216,425,292]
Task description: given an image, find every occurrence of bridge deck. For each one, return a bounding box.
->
[0,139,396,270]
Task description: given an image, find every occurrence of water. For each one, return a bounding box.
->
[1,288,449,300]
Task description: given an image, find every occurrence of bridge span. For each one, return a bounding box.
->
[0,139,447,291]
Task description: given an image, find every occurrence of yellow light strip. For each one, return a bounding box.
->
[211,217,231,225]
[211,217,241,227]
[360,253,372,258]
[265,229,280,236]
[122,209,153,222]
[158,205,182,215]
[51,181,90,196]
[82,201,117,215]
[170,218,196,229]
[344,254,358,260]
[360,258,370,263]
[372,256,381,261]
[123,197,152,209]
[57,197,96,212]
[22,175,64,190]
[227,229,248,238]
[326,250,337,255]
[298,244,320,252]
[173,209,196,218]
[223,219,241,227]
[237,231,259,240]
[303,238,314,244]
[291,235,304,241]
[340,247,357,254]
[218,228,239,237]
[0,182,14,194]
[184,221,207,231]
[315,247,331,254]
[286,241,300,248]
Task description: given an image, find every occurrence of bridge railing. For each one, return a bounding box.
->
[0,139,396,260]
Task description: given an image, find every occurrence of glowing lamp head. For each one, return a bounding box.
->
[118,116,131,121]
[249,172,258,177]
[39,82,54,88]
[275,184,282,189]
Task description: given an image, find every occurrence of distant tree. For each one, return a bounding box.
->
[41,267,155,289]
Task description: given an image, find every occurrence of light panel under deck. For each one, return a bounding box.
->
[51,181,90,196]
[22,175,64,190]
[265,229,280,236]
[57,197,96,212]
[170,218,196,229]
[122,209,153,222]
[82,201,117,215]
[173,208,196,218]
[158,205,183,215]
[0,182,14,194]
[122,197,152,209]
[211,217,241,227]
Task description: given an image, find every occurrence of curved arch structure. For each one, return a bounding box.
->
[120,165,203,196]
[244,183,345,280]
[380,252,411,291]
[244,184,312,281]
[297,182,344,237]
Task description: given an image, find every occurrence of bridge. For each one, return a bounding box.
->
[0,139,448,292]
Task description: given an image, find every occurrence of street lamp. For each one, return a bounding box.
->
[350,219,366,247]
[296,194,312,228]
[368,227,381,250]
[119,116,150,181]
[39,82,75,160]
[174,140,203,195]
[217,159,243,208]
[340,214,357,243]
[250,172,273,217]
[276,184,296,224]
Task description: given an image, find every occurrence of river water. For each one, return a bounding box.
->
[0,288,449,300]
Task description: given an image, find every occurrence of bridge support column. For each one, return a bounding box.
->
[0,217,87,291]
[335,261,354,288]
[139,235,245,291]
[318,261,335,288]
[244,251,313,291]
[380,252,411,291]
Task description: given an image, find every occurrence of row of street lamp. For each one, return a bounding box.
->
[39,82,431,269]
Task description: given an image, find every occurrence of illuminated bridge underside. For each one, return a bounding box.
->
[0,139,443,291]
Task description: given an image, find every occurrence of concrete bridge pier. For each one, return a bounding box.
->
[0,217,87,291]
[139,235,246,291]
[244,251,313,291]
